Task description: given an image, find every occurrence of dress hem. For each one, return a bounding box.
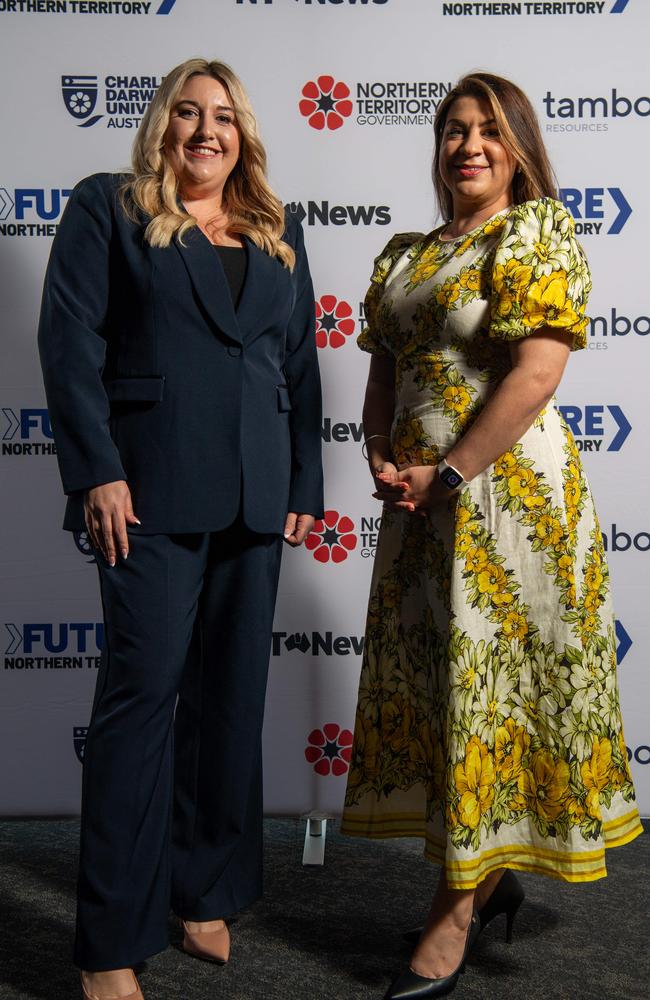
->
[339,808,643,888]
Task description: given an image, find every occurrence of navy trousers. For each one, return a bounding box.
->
[74,520,283,970]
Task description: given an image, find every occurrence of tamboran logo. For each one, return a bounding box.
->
[0,2,178,17]
[272,631,364,656]
[441,2,630,17]
[602,524,650,553]
[299,76,353,131]
[559,187,631,235]
[544,88,650,125]
[628,744,650,765]
[1,407,57,454]
[0,187,71,237]
[62,74,162,129]
[590,308,649,341]
[558,404,631,452]
[73,726,88,764]
[285,200,391,227]
[305,510,357,563]
[4,622,103,670]
[315,296,355,349]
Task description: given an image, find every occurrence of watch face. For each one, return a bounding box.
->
[441,468,462,489]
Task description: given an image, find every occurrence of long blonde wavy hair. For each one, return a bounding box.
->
[121,58,295,269]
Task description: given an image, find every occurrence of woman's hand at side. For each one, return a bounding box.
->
[284,512,315,547]
[84,481,140,566]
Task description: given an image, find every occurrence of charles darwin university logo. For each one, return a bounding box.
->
[74,726,88,764]
[315,295,355,349]
[62,75,102,128]
[299,76,353,131]
[305,510,358,563]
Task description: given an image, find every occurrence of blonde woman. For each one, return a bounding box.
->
[39,58,323,1000]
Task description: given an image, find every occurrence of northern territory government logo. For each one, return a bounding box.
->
[0,1,178,17]
[299,74,454,129]
[440,1,631,17]
[61,73,162,128]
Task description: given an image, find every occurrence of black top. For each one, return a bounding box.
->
[214,245,247,307]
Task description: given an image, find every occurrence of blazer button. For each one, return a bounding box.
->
[228,345,242,357]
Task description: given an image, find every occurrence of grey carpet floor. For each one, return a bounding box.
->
[0,818,648,1000]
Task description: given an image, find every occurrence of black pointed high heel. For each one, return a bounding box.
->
[403,870,525,946]
[477,869,524,943]
[385,911,479,1000]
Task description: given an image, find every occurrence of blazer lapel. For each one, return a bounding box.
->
[174,228,242,344]
[237,238,291,337]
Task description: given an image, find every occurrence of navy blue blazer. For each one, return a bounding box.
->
[38,173,324,534]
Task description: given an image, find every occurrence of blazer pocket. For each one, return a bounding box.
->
[276,384,292,412]
[104,376,166,403]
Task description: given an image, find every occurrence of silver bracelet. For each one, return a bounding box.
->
[362,433,392,462]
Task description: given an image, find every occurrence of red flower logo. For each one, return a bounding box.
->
[315,295,355,349]
[299,76,353,131]
[305,723,353,776]
[305,510,357,564]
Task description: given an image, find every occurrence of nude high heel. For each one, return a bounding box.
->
[181,920,230,964]
[80,969,144,1000]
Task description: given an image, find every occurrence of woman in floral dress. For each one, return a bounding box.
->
[340,72,642,1000]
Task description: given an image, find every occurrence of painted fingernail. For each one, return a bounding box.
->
[121,550,128,559]
[134,518,142,525]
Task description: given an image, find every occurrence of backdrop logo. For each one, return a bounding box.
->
[74,531,97,563]
[0,188,71,237]
[305,510,357,563]
[442,1,630,16]
[590,309,650,340]
[615,621,632,663]
[62,75,102,127]
[299,76,353,130]
[558,404,631,452]
[73,726,88,764]
[2,407,56,454]
[272,631,364,656]
[4,622,103,669]
[544,87,648,134]
[285,200,391,227]
[61,74,161,129]
[315,296,355,349]
[321,418,363,444]
[0,2,178,16]
[628,744,650,765]
[560,187,631,235]
[602,524,650,553]
[304,723,353,776]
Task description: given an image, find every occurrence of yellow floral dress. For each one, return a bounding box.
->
[340,198,642,886]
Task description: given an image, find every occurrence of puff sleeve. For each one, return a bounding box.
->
[358,233,422,355]
[489,198,591,350]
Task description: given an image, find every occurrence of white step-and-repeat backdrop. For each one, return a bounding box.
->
[1,0,648,817]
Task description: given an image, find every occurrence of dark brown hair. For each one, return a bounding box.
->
[433,72,557,220]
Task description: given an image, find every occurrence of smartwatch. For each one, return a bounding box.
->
[437,458,469,491]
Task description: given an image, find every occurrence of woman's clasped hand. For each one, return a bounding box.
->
[371,464,450,515]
